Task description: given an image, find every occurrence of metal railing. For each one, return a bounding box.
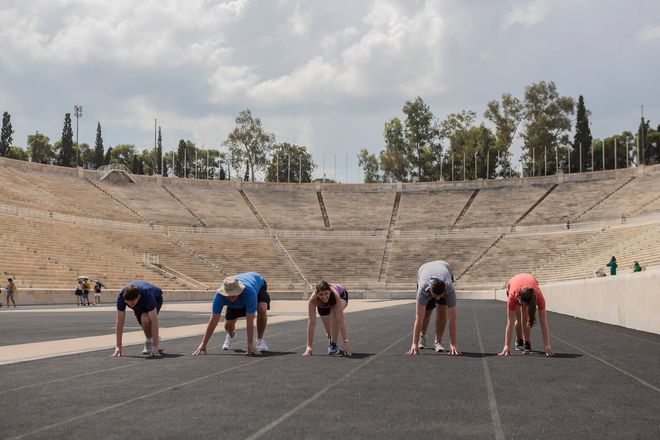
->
[97,163,134,181]
[1,202,658,239]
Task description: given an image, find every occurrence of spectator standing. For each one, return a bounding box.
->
[6,278,17,308]
[75,281,83,306]
[82,279,91,306]
[607,256,618,276]
[93,281,103,305]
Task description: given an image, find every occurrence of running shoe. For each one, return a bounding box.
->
[328,341,340,355]
[522,341,532,354]
[434,341,445,352]
[222,333,237,350]
[419,334,427,349]
[514,338,524,351]
[142,338,163,355]
[256,338,269,352]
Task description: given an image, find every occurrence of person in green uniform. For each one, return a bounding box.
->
[606,256,618,276]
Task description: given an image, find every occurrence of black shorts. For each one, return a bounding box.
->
[75,290,82,296]
[425,295,447,310]
[317,289,349,316]
[135,296,163,325]
[225,282,271,321]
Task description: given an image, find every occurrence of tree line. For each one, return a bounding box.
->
[1,81,658,183]
[358,80,659,182]
[0,109,317,183]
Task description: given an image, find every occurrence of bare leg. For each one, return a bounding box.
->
[421,308,433,338]
[514,306,523,340]
[521,306,531,342]
[257,302,268,339]
[435,304,448,343]
[328,299,348,343]
[320,315,332,340]
[224,319,237,337]
[140,313,152,339]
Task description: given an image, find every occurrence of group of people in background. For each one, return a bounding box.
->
[75,278,103,306]
[112,261,555,359]
[601,256,643,277]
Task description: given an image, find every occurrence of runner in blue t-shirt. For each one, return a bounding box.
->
[112,280,164,357]
[192,272,271,356]
[405,260,461,356]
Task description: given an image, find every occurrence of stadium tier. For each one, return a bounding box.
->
[1,157,659,294]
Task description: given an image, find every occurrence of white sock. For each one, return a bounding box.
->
[146,338,153,342]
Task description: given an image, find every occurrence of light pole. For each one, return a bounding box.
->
[641,105,645,165]
[74,105,82,165]
[440,153,443,181]
[579,142,582,173]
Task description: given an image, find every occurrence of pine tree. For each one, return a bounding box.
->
[0,111,14,157]
[93,122,104,168]
[572,95,592,172]
[58,113,75,166]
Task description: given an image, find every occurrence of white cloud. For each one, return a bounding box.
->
[287,1,309,36]
[501,0,554,29]
[245,0,448,106]
[208,65,261,103]
[636,25,660,43]
[115,96,235,149]
[319,27,358,54]
[0,0,248,68]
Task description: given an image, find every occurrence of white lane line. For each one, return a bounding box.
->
[0,324,309,395]
[9,317,393,439]
[11,359,264,440]
[554,334,660,393]
[3,309,393,395]
[0,362,141,395]
[553,315,660,346]
[473,311,505,440]
[244,332,411,440]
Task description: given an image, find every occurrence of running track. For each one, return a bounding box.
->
[0,300,658,439]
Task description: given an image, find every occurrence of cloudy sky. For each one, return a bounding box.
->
[1,0,659,182]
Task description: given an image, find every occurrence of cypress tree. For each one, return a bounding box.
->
[638,118,650,165]
[572,95,592,172]
[157,126,163,175]
[58,113,75,166]
[93,122,104,168]
[175,139,186,177]
[0,111,14,157]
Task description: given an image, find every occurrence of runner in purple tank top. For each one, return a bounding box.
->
[303,281,351,357]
